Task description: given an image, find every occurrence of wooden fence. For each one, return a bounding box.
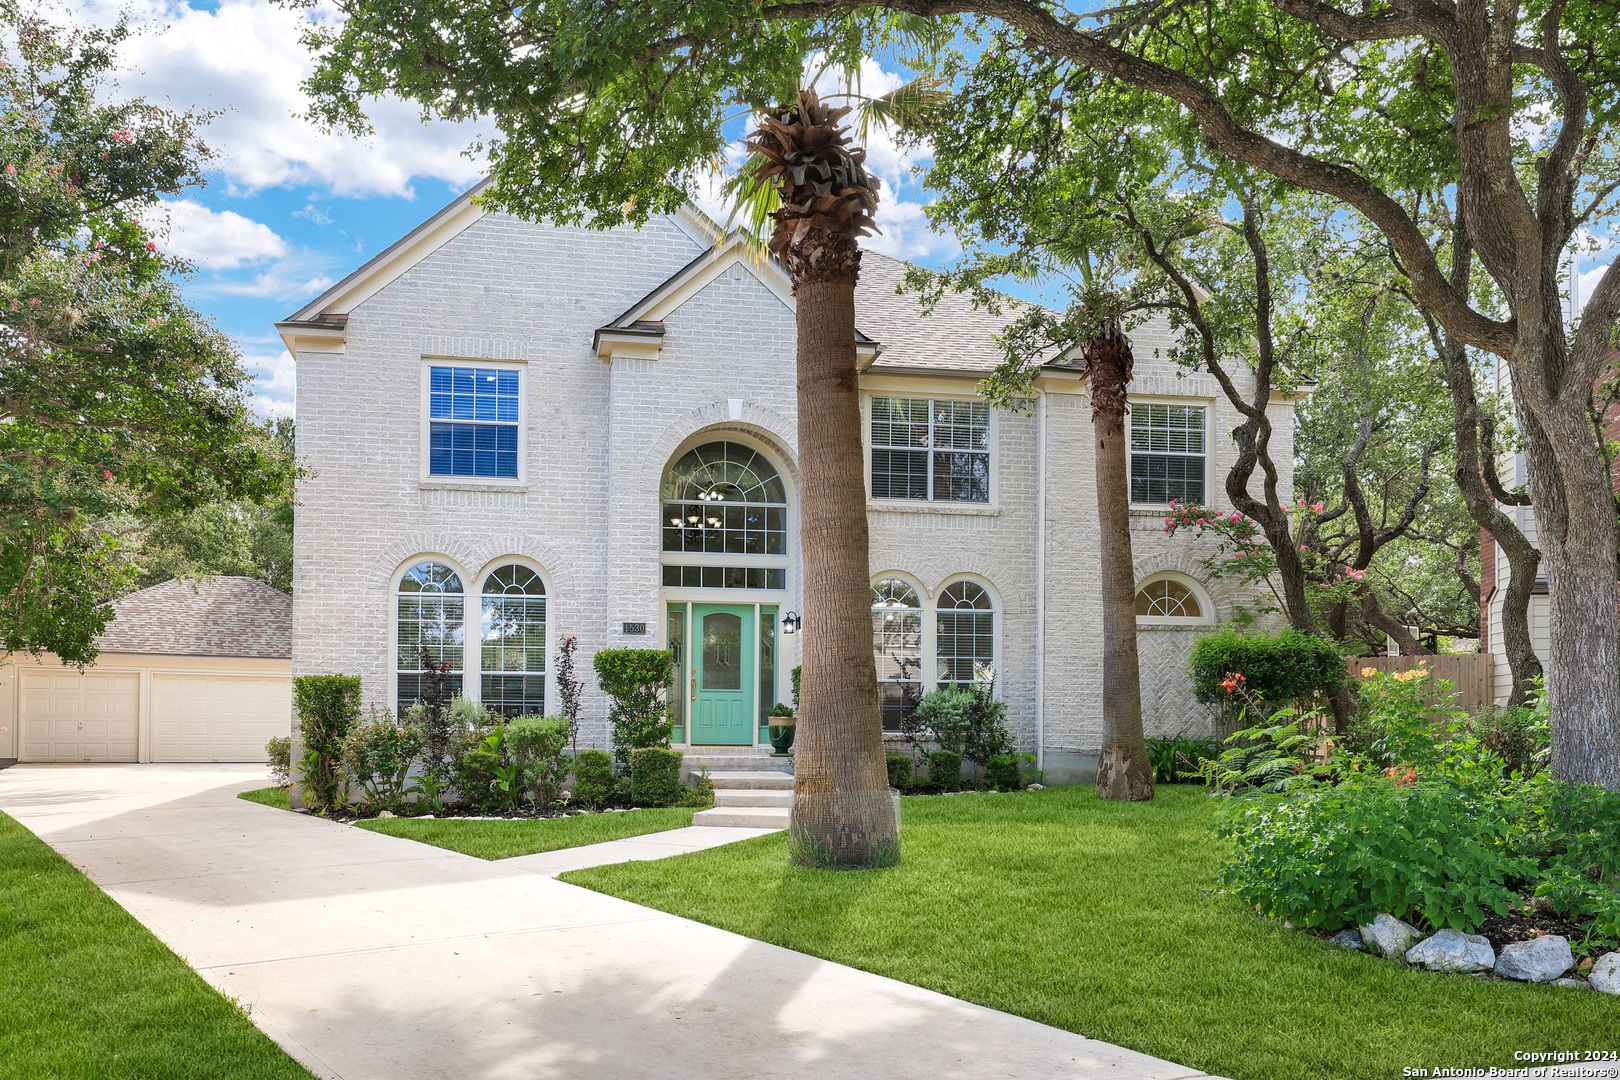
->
[1346,654,1495,711]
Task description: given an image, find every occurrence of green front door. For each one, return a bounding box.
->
[690,604,754,745]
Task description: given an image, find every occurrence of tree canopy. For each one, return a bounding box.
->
[0,9,292,662]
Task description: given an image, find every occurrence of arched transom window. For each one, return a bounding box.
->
[661,442,787,556]
[1135,574,1208,621]
[481,564,547,717]
[397,561,464,710]
[872,578,922,731]
[936,580,995,690]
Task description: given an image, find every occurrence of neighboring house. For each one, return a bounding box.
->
[0,577,293,763]
[278,183,1301,782]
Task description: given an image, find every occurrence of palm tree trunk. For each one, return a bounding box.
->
[1089,338,1154,801]
[790,273,900,867]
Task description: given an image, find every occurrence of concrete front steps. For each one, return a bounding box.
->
[692,769,793,829]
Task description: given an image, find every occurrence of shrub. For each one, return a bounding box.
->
[265,735,292,787]
[1189,628,1344,707]
[886,753,914,791]
[292,675,361,810]
[571,749,616,808]
[340,706,426,813]
[928,750,962,791]
[914,683,1013,767]
[554,635,583,751]
[1146,734,1221,784]
[592,648,675,769]
[1473,702,1550,779]
[985,754,1021,792]
[630,747,685,807]
[506,714,572,804]
[680,765,716,808]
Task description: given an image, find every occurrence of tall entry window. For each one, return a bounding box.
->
[936,580,995,690]
[872,578,923,731]
[397,561,464,711]
[870,397,991,502]
[480,564,547,717]
[662,442,788,555]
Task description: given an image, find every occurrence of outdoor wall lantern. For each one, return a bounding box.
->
[781,611,802,635]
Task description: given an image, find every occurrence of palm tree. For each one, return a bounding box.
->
[1081,321,1155,801]
[744,88,898,867]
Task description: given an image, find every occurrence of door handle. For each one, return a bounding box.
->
[691,674,697,701]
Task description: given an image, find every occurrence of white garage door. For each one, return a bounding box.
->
[151,673,293,762]
[19,670,140,762]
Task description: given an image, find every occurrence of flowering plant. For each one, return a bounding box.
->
[1162,499,1367,612]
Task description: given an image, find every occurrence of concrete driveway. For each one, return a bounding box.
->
[0,764,1223,1080]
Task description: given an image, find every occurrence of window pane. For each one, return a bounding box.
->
[397,562,464,711]
[1130,454,1205,505]
[702,612,743,690]
[933,451,990,502]
[931,400,990,451]
[872,448,928,500]
[936,581,994,690]
[871,397,930,448]
[1129,404,1206,504]
[1135,579,1202,618]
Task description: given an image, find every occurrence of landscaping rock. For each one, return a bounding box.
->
[1494,936,1574,982]
[1551,978,1590,990]
[376,810,395,819]
[1329,930,1363,950]
[1589,952,1620,995]
[1359,914,1422,961]
[1026,784,1045,791]
[1405,929,1495,973]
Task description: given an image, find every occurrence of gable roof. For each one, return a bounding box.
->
[96,577,292,659]
[856,253,1042,375]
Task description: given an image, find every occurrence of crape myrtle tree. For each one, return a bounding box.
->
[0,10,289,663]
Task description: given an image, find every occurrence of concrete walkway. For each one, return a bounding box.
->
[504,824,781,876]
[0,764,1225,1080]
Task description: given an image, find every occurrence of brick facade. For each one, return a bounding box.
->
[286,199,1294,778]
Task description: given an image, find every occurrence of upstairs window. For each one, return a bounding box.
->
[1130,402,1206,504]
[429,366,519,478]
[870,397,991,503]
[661,442,787,556]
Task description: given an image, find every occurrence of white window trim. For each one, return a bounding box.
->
[862,392,998,509]
[474,557,554,717]
[1126,394,1213,509]
[390,554,557,715]
[1134,570,1216,626]
[931,573,1001,694]
[418,357,528,488]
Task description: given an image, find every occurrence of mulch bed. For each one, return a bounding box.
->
[1476,908,1592,952]
[301,804,630,823]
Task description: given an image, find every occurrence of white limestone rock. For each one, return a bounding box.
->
[1359,914,1422,961]
[1588,952,1620,995]
[1405,929,1495,973]
[1330,930,1363,949]
[1494,936,1575,982]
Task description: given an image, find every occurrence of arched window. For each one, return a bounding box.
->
[936,580,995,690]
[480,564,547,717]
[872,578,922,731]
[661,441,787,556]
[397,561,464,711]
[1134,573,1211,623]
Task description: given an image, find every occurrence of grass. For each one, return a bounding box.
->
[353,807,697,859]
[0,811,314,1080]
[237,786,290,811]
[562,785,1620,1080]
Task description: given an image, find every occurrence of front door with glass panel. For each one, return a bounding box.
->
[690,604,754,745]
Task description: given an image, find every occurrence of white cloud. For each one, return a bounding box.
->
[244,349,295,419]
[153,200,287,268]
[100,0,489,197]
[202,264,334,300]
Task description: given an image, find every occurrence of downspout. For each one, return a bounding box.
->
[1035,390,1047,773]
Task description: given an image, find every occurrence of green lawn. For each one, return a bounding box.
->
[562,785,1620,1080]
[237,786,291,811]
[0,811,314,1080]
[354,807,697,859]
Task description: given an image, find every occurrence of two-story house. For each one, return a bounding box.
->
[277,182,1296,783]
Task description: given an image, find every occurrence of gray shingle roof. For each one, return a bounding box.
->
[855,252,1036,374]
[96,577,292,658]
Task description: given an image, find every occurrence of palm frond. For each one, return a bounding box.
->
[856,75,948,141]
[717,152,779,263]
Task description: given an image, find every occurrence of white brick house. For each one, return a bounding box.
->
[278,183,1298,783]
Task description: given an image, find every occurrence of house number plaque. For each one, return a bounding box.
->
[621,622,648,636]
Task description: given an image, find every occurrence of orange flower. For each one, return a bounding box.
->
[1219,672,1247,694]
[1361,666,1377,678]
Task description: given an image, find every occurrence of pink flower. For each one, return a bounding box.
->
[1312,503,1324,512]
[3,164,12,174]
[103,470,112,480]
[28,298,37,306]
[1198,517,1207,525]
[145,241,156,251]
[1300,545,1308,552]
[1230,513,1241,523]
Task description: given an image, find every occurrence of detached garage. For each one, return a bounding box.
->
[0,577,292,763]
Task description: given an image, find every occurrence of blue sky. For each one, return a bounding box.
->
[94,0,962,419]
[95,0,1613,420]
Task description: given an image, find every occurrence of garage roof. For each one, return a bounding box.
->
[97,577,292,659]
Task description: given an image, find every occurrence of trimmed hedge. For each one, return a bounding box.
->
[571,749,616,808]
[291,675,361,810]
[928,750,962,792]
[886,753,914,791]
[630,747,685,807]
[592,648,675,767]
[1188,628,1345,705]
